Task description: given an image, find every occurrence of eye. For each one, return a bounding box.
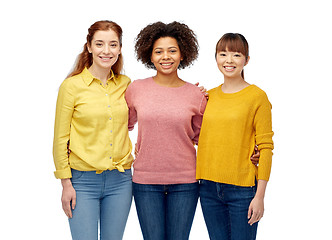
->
[154,50,162,54]
[219,53,226,57]
[234,53,242,57]
[110,43,118,48]
[169,48,178,53]
[96,43,103,47]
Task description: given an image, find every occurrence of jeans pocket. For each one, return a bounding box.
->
[71,169,85,181]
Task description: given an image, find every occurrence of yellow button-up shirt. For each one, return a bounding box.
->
[53,68,133,179]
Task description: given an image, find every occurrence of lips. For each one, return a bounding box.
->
[159,62,174,69]
[160,62,173,66]
[99,56,112,61]
[224,66,235,72]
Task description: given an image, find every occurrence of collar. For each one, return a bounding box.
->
[81,67,117,86]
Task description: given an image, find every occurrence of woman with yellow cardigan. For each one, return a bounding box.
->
[196,33,274,240]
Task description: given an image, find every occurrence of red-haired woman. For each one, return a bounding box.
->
[196,33,274,240]
[53,20,133,240]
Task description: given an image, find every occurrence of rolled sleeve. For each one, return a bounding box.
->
[53,80,74,179]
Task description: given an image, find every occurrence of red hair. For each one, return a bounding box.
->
[67,20,123,78]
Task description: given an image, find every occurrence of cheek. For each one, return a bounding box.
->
[216,59,224,70]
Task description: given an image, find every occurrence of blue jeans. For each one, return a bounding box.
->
[133,182,199,240]
[199,180,258,240]
[69,169,132,240]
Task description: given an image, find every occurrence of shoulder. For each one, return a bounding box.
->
[250,85,269,99]
[249,85,271,106]
[115,74,131,87]
[126,77,152,97]
[127,77,152,89]
[206,86,220,97]
[207,86,220,94]
[60,74,82,90]
[183,82,205,97]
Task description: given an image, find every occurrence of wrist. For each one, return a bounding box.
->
[61,178,72,188]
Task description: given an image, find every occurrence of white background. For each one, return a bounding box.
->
[1,0,331,239]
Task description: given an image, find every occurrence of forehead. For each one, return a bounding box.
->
[153,37,179,48]
[92,29,119,42]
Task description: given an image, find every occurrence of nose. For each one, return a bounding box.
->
[162,51,170,59]
[226,54,233,63]
[103,45,111,54]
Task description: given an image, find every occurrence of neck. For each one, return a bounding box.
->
[153,72,184,87]
[222,76,249,93]
[88,65,111,85]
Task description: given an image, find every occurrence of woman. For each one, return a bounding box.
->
[125,21,207,240]
[53,20,133,240]
[196,33,274,240]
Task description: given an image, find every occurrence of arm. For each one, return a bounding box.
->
[125,83,137,131]
[61,179,76,219]
[195,82,209,99]
[248,92,274,225]
[192,95,207,144]
[53,80,76,217]
[53,80,75,179]
[250,146,260,165]
[248,179,267,225]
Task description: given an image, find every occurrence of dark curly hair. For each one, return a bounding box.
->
[135,21,199,69]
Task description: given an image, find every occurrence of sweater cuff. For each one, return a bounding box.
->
[54,167,72,179]
[257,149,273,181]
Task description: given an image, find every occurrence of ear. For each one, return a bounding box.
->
[87,45,92,54]
[244,56,250,66]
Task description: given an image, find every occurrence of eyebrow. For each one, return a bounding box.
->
[154,46,178,50]
[95,40,119,43]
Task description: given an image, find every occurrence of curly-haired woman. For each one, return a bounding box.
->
[125,21,207,240]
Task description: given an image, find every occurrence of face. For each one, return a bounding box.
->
[88,29,121,70]
[151,37,183,75]
[216,48,249,79]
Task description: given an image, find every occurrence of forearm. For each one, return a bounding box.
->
[255,179,268,199]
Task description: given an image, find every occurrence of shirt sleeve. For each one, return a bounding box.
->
[254,92,274,181]
[192,95,208,145]
[53,80,75,179]
[125,82,137,131]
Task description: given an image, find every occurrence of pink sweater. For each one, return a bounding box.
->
[125,77,207,184]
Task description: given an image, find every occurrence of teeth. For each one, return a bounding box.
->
[161,63,172,66]
[225,66,234,70]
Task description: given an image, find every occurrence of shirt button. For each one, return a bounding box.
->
[108,105,111,108]
[109,117,112,120]
[110,144,112,146]
[105,94,108,96]
[109,157,112,159]
[110,130,112,133]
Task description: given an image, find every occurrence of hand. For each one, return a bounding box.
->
[61,179,76,219]
[134,143,138,158]
[250,146,260,166]
[195,82,209,99]
[248,196,264,225]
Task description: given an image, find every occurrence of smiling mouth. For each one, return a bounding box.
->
[224,66,235,71]
[100,56,112,61]
[160,62,173,66]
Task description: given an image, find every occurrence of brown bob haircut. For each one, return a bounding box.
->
[215,33,249,79]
